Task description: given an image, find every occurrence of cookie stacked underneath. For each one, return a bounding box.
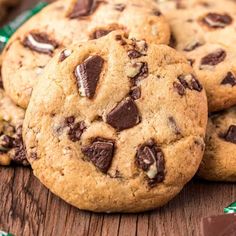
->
[156,0,236,182]
[2,0,236,212]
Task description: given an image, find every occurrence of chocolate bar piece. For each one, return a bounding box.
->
[201,213,236,236]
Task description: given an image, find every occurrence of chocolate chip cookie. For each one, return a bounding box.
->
[198,107,236,181]
[2,0,171,109]
[156,0,236,112]
[23,32,207,212]
[0,89,28,166]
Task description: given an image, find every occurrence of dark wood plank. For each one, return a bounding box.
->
[1,167,235,236]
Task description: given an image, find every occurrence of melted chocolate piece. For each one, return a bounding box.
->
[132,62,149,85]
[168,117,181,135]
[153,9,161,16]
[114,3,126,11]
[201,214,236,236]
[169,33,177,48]
[224,125,236,144]
[65,116,86,142]
[201,13,233,29]
[91,29,111,39]
[200,49,226,67]
[184,41,202,52]
[75,55,104,99]
[136,139,165,187]
[173,81,185,96]
[187,58,195,66]
[68,0,97,18]
[10,126,29,166]
[178,74,203,92]
[0,135,14,151]
[106,97,140,131]
[130,87,141,100]
[22,32,58,55]
[221,72,236,86]
[81,138,115,173]
[127,50,142,59]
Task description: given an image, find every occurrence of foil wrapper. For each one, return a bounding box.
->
[224,201,236,213]
[0,231,13,236]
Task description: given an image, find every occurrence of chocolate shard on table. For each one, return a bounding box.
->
[201,213,236,236]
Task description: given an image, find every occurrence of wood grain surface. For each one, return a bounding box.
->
[1,167,235,236]
[1,1,236,235]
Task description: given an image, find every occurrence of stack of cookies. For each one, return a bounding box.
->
[0,0,235,212]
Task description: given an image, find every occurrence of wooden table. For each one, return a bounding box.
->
[1,1,236,235]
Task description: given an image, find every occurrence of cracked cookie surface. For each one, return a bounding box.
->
[0,89,28,166]
[1,0,170,109]
[199,107,236,181]
[23,32,207,212]
[156,0,236,112]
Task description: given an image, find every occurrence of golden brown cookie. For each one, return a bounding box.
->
[2,0,170,108]
[23,32,207,212]
[199,107,236,181]
[156,0,236,112]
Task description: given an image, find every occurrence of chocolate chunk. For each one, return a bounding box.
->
[68,0,97,18]
[22,32,58,55]
[201,13,233,29]
[0,135,14,151]
[184,41,202,52]
[106,97,140,131]
[59,49,72,62]
[224,125,236,144]
[65,116,75,125]
[200,49,226,68]
[114,34,127,45]
[134,39,148,54]
[91,29,111,39]
[127,50,142,59]
[115,35,122,41]
[30,152,38,160]
[136,139,165,187]
[132,62,149,85]
[126,62,144,79]
[169,33,177,48]
[9,126,29,166]
[221,72,236,86]
[173,81,185,96]
[130,87,141,100]
[81,138,115,173]
[178,74,203,92]
[75,55,104,99]
[201,214,236,236]
[168,117,181,135]
[65,117,86,142]
[114,3,126,11]
[187,58,195,66]
[0,79,3,89]
[153,9,161,16]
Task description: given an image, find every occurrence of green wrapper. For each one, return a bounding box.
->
[0,231,13,236]
[0,2,48,51]
[224,202,236,213]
